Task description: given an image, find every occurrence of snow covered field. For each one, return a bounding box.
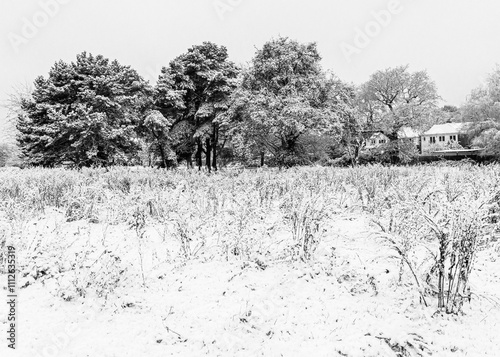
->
[1,165,499,356]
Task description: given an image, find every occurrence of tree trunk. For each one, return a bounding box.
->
[195,138,203,170]
[186,154,193,169]
[282,135,299,167]
[205,137,212,173]
[212,123,218,172]
[387,131,400,164]
[212,144,217,172]
[353,145,360,166]
[148,146,153,167]
[260,151,265,167]
[158,144,167,168]
[346,145,355,168]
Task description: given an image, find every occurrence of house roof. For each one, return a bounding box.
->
[370,132,388,138]
[423,122,472,135]
[362,130,385,140]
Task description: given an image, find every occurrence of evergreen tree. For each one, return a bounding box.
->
[154,42,239,171]
[17,52,152,167]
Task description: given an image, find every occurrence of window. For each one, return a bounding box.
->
[439,136,445,142]
[430,137,436,144]
[451,135,457,141]
[423,137,426,141]
[379,139,386,144]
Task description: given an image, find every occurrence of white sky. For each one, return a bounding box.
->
[1,0,500,136]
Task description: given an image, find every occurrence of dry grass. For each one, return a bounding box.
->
[0,162,498,312]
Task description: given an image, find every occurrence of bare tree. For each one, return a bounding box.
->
[0,82,32,165]
[360,65,440,140]
[2,82,32,142]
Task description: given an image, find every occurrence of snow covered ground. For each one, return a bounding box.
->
[1,209,499,357]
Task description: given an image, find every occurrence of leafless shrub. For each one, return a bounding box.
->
[423,199,488,314]
[281,191,329,261]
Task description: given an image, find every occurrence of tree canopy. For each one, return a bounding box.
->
[461,66,500,155]
[12,39,480,168]
[225,37,352,166]
[154,42,239,170]
[17,52,151,167]
[359,65,440,138]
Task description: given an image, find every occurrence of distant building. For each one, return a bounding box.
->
[362,122,486,159]
[365,131,389,149]
[365,127,420,150]
[420,122,472,153]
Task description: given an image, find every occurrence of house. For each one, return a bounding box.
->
[364,127,420,150]
[361,122,485,159]
[420,122,472,153]
[365,131,390,149]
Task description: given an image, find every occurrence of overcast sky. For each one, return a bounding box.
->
[1,0,500,136]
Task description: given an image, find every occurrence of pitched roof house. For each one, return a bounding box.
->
[365,127,420,150]
[365,131,389,149]
[421,122,472,153]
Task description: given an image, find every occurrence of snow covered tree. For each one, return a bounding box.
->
[139,110,175,168]
[154,42,239,171]
[336,85,367,166]
[460,66,500,156]
[462,66,500,123]
[225,37,346,167]
[17,52,152,167]
[359,65,439,162]
[360,65,439,139]
[3,83,32,144]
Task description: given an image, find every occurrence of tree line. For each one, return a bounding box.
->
[7,36,500,169]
